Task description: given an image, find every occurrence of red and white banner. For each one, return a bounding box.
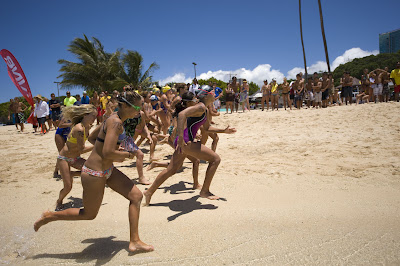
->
[1,49,35,123]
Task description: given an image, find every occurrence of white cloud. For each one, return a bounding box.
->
[286,47,379,79]
[158,47,379,88]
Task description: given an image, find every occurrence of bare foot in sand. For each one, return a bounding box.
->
[193,183,202,190]
[55,200,63,211]
[200,190,220,200]
[143,190,152,206]
[138,176,152,185]
[34,211,53,232]
[158,137,169,144]
[128,240,154,253]
[146,162,156,171]
[149,157,160,163]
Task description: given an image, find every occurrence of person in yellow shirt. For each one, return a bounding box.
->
[63,91,77,106]
[99,91,111,122]
[390,62,400,102]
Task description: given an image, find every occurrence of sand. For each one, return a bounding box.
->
[0,102,400,265]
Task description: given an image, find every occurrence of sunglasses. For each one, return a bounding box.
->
[120,96,141,110]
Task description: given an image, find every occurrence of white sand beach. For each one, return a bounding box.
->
[1,102,400,265]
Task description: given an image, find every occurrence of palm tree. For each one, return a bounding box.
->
[318,0,331,73]
[111,50,159,90]
[299,0,308,80]
[57,34,120,92]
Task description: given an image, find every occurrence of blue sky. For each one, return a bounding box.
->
[0,0,399,103]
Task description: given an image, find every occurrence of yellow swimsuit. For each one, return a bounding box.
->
[67,125,87,144]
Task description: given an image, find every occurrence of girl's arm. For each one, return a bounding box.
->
[102,118,134,161]
[202,113,236,134]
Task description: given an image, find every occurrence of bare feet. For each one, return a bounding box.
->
[146,162,156,171]
[193,183,202,190]
[128,240,154,253]
[199,190,220,200]
[159,137,169,144]
[55,200,63,211]
[149,158,160,163]
[143,190,152,206]
[138,177,152,185]
[34,211,53,232]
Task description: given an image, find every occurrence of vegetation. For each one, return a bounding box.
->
[332,51,400,86]
[57,34,158,93]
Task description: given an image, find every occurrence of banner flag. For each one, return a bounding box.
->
[0,49,35,123]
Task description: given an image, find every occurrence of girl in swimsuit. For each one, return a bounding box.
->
[144,85,236,205]
[53,116,72,178]
[34,91,154,253]
[281,78,290,110]
[240,80,250,112]
[54,105,97,210]
[146,92,202,189]
[225,84,234,113]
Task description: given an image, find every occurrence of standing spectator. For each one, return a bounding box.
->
[225,83,234,113]
[90,91,101,124]
[321,72,331,108]
[341,71,353,105]
[34,95,49,134]
[74,94,82,106]
[81,91,90,104]
[312,72,322,109]
[8,99,18,130]
[261,80,270,111]
[270,79,279,111]
[189,78,200,95]
[293,73,304,109]
[100,91,111,119]
[229,77,241,112]
[380,67,391,102]
[64,91,77,106]
[390,62,400,102]
[213,83,223,111]
[49,93,61,128]
[13,97,27,132]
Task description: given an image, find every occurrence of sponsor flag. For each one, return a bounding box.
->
[0,49,35,123]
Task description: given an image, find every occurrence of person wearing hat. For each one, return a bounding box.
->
[144,85,237,205]
[64,91,77,107]
[34,94,50,134]
[159,85,173,135]
[81,91,90,104]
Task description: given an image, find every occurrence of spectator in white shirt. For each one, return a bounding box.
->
[189,78,200,95]
[34,95,50,134]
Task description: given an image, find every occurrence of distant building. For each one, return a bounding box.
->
[379,29,400,54]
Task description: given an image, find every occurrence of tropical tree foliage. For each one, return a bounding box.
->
[57,35,158,93]
[111,50,159,90]
[332,51,400,86]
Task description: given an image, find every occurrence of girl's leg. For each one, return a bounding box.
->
[209,133,219,152]
[106,168,154,252]
[187,155,200,189]
[53,136,65,177]
[56,160,73,209]
[144,150,186,205]
[183,142,221,200]
[133,149,151,185]
[34,173,106,231]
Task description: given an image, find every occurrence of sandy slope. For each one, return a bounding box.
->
[0,102,399,265]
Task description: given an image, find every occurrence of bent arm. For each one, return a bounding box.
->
[102,119,132,161]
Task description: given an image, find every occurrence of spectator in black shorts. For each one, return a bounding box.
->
[49,93,61,128]
[341,71,353,105]
[34,95,49,134]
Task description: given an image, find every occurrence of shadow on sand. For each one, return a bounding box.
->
[30,236,140,265]
[149,195,218,222]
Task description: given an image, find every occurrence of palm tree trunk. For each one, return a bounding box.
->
[299,0,308,81]
[318,0,331,73]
